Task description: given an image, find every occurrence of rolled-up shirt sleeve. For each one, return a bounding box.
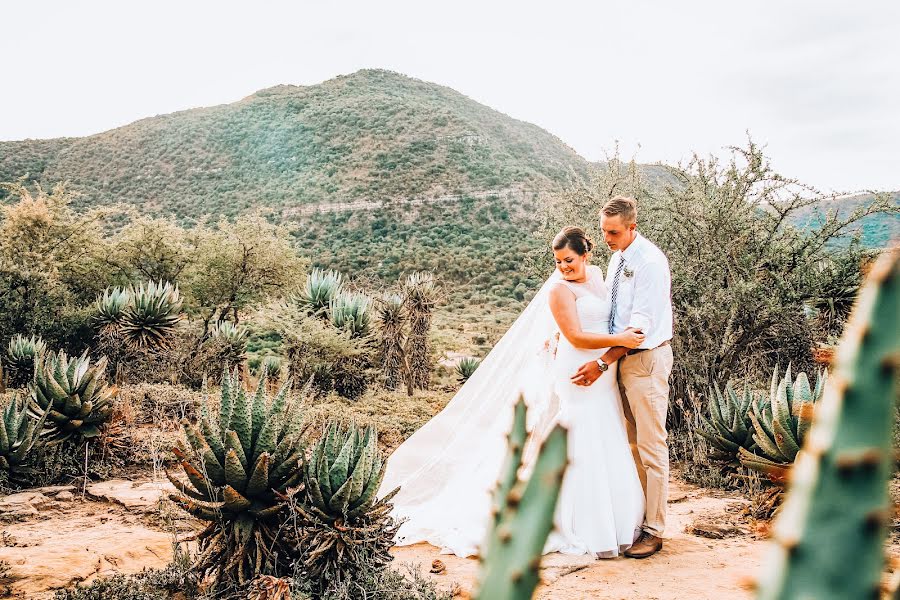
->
[628,259,667,335]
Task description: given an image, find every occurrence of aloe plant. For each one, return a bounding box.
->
[755,248,899,599]
[28,350,116,443]
[328,291,372,338]
[291,422,399,590]
[739,366,827,479]
[297,268,343,317]
[4,334,47,388]
[456,357,481,383]
[0,394,47,486]
[168,369,306,585]
[698,381,761,463]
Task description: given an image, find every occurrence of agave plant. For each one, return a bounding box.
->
[209,321,249,348]
[291,422,399,590]
[0,394,48,486]
[120,281,183,350]
[93,286,133,330]
[28,350,116,443]
[167,369,306,585]
[4,334,47,388]
[404,272,438,390]
[206,320,249,367]
[456,357,481,382]
[376,292,406,390]
[297,268,343,318]
[739,365,827,480]
[329,291,372,338]
[698,381,762,463]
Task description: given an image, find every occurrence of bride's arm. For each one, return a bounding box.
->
[548,286,644,349]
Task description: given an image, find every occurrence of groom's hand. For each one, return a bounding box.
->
[571,360,602,386]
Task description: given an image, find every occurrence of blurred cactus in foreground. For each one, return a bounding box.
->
[756,250,899,599]
[473,396,568,600]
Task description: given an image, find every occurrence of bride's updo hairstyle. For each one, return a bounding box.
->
[552,226,594,256]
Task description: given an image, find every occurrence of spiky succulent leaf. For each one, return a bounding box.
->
[5,334,47,387]
[27,350,115,443]
[0,393,47,485]
[93,287,132,328]
[168,374,305,586]
[456,357,480,382]
[119,280,183,350]
[329,291,373,338]
[296,268,343,317]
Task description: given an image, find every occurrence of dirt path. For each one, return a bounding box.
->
[0,478,764,599]
[391,480,764,599]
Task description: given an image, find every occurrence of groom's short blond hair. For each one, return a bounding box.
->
[601,196,637,225]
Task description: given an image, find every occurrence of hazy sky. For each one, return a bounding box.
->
[1,1,897,191]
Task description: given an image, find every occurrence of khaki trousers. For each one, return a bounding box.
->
[618,344,674,537]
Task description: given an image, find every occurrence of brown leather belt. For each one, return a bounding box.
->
[626,339,671,356]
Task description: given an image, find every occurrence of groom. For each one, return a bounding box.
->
[571,195,674,559]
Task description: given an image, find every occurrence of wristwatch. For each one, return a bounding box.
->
[595,359,609,372]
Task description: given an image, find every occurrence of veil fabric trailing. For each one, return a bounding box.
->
[378,270,564,557]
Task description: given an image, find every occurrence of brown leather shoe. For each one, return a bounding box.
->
[624,531,663,559]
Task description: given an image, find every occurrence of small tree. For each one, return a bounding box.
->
[403,272,438,391]
[183,214,308,330]
[375,291,407,390]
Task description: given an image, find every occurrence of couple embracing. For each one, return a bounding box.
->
[379,196,674,561]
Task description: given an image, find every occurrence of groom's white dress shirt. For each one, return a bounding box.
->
[606,232,673,350]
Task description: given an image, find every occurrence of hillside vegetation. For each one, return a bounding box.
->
[0,69,588,221]
[0,69,895,315]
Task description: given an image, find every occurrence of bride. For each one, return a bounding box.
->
[379,226,645,558]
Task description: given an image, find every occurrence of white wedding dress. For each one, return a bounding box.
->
[379,265,644,558]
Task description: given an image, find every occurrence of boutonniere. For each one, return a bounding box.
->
[623,266,635,278]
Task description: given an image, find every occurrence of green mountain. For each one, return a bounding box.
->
[0,69,589,221]
[0,68,895,316]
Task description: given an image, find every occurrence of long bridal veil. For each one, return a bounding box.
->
[379,270,563,557]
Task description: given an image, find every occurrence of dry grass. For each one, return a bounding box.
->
[303,388,452,452]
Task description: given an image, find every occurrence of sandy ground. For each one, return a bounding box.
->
[0,476,769,599]
[391,479,763,599]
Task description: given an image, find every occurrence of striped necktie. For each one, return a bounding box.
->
[608,257,626,334]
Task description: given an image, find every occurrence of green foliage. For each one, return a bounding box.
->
[120,281,184,350]
[474,397,568,600]
[738,366,827,480]
[0,181,115,349]
[28,350,115,443]
[292,563,455,600]
[294,195,546,311]
[109,216,195,284]
[298,268,344,318]
[455,357,480,382]
[168,369,306,585]
[0,70,586,222]
[755,251,899,599]
[290,422,399,592]
[94,287,132,329]
[268,306,373,400]
[698,382,761,463]
[0,393,47,487]
[4,334,47,388]
[182,215,308,323]
[329,291,372,338]
[806,246,870,338]
[51,574,169,600]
